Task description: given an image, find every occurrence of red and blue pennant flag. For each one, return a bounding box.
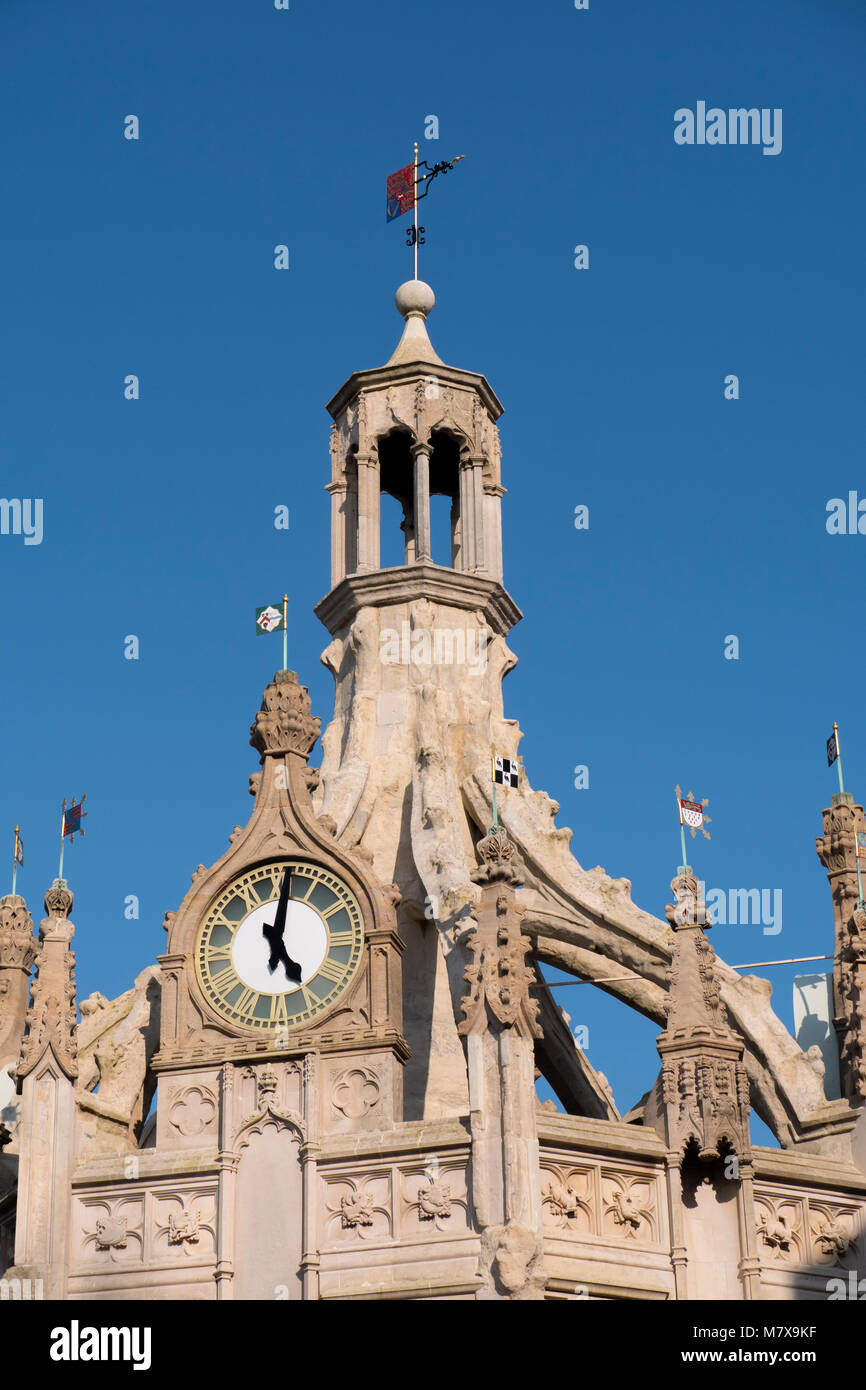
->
[62,796,87,840]
[386,163,415,221]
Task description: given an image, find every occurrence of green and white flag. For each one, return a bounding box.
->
[255,604,284,635]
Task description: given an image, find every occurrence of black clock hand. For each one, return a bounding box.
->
[262,867,303,985]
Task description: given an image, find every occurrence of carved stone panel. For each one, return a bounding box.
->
[152,1188,217,1262]
[78,1196,144,1267]
[754,1193,808,1263]
[321,1057,397,1136]
[600,1172,657,1245]
[323,1172,392,1245]
[755,1184,863,1269]
[400,1160,469,1236]
[540,1151,665,1250]
[157,1070,220,1149]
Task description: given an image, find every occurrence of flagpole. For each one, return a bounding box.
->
[675,789,688,870]
[833,722,845,795]
[413,142,419,280]
[282,594,288,673]
[12,826,19,896]
[856,834,865,908]
[58,799,66,880]
[491,751,499,829]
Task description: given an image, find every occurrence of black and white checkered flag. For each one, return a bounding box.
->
[492,755,521,788]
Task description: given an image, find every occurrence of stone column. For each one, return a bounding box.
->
[458,458,476,574]
[817,793,866,1101]
[0,895,37,1141]
[471,457,486,575]
[214,1063,237,1299]
[10,879,79,1298]
[459,827,544,1299]
[412,443,431,563]
[326,482,348,588]
[483,487,505,582]
[356,451,380,572]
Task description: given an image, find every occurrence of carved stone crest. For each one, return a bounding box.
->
[341,1191,375,1229]
[95,1215,128,1250]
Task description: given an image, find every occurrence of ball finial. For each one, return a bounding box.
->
[395,279,435,320]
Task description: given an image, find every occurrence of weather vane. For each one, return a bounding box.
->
[386,144,466,279]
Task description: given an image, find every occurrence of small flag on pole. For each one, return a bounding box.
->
[386,163,416,221]
[857,833,866,859]
[492,755,521,789]
[675,786,711,841]
[11,825,22,896]
[255,604,285,635]
[62,797,87,842]
[827,727,840,767]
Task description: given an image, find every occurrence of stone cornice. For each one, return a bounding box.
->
[315,564,522,637]
[326,362,503,422]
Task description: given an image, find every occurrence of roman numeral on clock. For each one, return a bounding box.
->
[209,965,237,996]
[234,987,260,1017]
[328,930,353,948]
[316,956,346,984]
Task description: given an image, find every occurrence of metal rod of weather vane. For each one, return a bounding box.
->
[58,800,66,880]
[675,790,687,870]
[282,594,288,673]
[834,722,845,796]
[413,142,419,280]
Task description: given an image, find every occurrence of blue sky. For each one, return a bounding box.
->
[2,0,864,1143]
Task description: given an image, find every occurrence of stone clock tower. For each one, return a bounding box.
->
[2,280,865,1302]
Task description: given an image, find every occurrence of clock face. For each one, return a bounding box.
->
[195,861,364,1032]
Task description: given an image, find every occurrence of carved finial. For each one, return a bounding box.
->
[44,878,73,920]
[664,871,712,931]
[461,825,540,1039]
[472,826,524,887]
[16,882,79,1081]
[0,895,37,970]
[656,875,750,1162]
[250,669,321,760]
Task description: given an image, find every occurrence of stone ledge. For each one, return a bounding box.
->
[326,363,503,422]
[319,1116,471,1162]
[72,1148,219,1186]
[537,1111,668,1159]
[315,565,522,638]
[321,1276,482,1301]
[752,1144,866,1194]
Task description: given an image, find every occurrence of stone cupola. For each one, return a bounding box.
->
[315,280,520,640]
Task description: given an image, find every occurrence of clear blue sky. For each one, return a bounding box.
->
[3,0,864,1142]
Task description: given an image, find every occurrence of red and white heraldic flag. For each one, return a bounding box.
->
[679,798,705,830]
[386,163,416,221]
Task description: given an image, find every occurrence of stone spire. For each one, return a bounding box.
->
[10,878,79,1295]
[816,791,866,1102]
[654,870,751,1163]
[16,880,78,1083]
[459,826,544,1299]
[0,893,38,1146]
[459,827,541,1040]
[385,280,444,368]
[0,895,38,1062]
